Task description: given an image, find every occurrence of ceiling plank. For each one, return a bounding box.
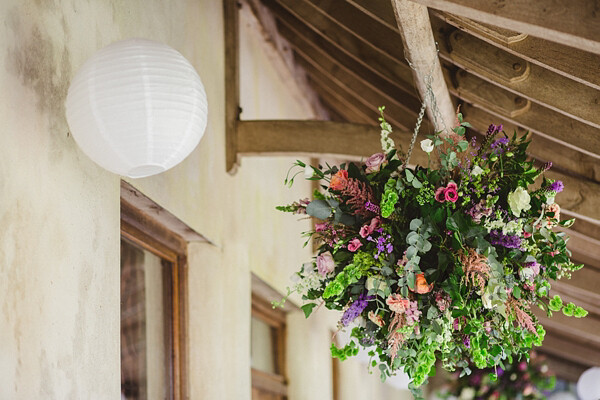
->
[459,104,600,184]
[441,30,600,129]
[267,0,421,107]
[541,355,587,383]
[452,72,600,156]
[408,0,600,55]
[235,120,429,166]
[276,20,423,119]
[267,0,414,88]
[391,0,456,134]
[436,12,600,91]
[290,39,425,131]
[539,334,600,369]
[295,51,418,130]
[534,311,600,349]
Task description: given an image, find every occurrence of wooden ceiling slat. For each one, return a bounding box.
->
[409,0,600,55]
[539,334,600,369]
[442,30,600,129]
[534,311,600,349]
[275,21,423,116]
[284,33,426,131]
[266,0,415,87]
[296,52,422,131]
[304,0,405,65]
[305,75,374,125]
[452,72,600,156]
[436,12,600,91]
[268,1,421,104]
[459,104,600,184]
[542,355,587,383]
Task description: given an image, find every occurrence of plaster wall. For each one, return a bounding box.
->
[0,0,412,399]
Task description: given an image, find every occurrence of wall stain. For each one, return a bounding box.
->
[5,8,73,163]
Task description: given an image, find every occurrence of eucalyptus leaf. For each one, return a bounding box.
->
[410,218,423,231]
[306,199,332,220]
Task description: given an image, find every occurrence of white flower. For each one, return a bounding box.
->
[366,275,388,293]
[304,165,315,179]
[420,139,434,153]
[459,387,476,400]
[471,165,484,176]
[507,187,531,217]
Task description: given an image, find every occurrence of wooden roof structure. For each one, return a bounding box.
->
[224,0,600,382]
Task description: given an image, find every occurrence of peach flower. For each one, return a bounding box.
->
[329,169,348,190]
[411,273,433,294]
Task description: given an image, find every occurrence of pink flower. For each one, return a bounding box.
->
[444,187,458,203]
[359,217,382,238]
[523,231,532,238]
[365,153,386,173]
[316,251,335,277]
[446,181,457,191]
[359,225,371,238]
[315,222,328,232]
[369,216,382,231]
[347,238,363,252]
[483,321,492,333]
[435,187,446,202]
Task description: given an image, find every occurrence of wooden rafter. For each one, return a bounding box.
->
[408,0,600,55]
[436,12,600,91]
[391,0,456,134]
[439,28,600,129]
[224,0,240,174]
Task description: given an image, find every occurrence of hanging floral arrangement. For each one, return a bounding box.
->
[439,351,556,400]
[275,108,587,398]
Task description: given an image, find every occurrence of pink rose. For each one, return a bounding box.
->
[347,238,362,252]
[365,153,386,173]
[386,294,410,313]
[369,216,382,231]
[359,225,370,238]
[434,186,446,202]
[444,187,458,203]
[316,251,335,277]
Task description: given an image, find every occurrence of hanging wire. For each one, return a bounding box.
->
[401,43,449,169]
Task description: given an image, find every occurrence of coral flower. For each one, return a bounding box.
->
[329,169,348,190]
[411,273,433,294]
[386,294,411,313]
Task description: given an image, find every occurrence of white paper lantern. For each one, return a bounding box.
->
[577,367,600,400]
[66,38,208,178]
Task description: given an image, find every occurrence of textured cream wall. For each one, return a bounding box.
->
[0,0,413,399]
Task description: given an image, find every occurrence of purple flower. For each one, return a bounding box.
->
[340,292,372,326]
[490,230,523,249]
[369,233,393,259]
[463,335,471,348]
[549,180,564,193]
[364,201,380,214]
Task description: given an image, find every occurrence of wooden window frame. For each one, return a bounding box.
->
[251,293,288,399]
[121,198,189,400]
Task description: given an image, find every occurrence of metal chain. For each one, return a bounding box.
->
[401,43,447,169]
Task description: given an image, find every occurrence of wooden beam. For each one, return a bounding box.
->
[541,354,587,383]
[408,0,600,55]
[459,104,600,184]
[266,0,414,88]
[441,29,600,129]
[235,120,429,165]
[224,0,240,174]
[452,72,600,156]
[436,11,600,91]
[391,0,456,134]
[534,311,600,349]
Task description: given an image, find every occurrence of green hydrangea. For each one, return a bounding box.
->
[381,189,399,217]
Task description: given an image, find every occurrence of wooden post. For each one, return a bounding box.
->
[391,0,455,134]
[224,0,240,174]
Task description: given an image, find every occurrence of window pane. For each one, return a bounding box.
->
[250,316,276,374]
[120,239,170,400]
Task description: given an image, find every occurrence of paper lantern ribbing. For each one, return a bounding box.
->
[66,38,208,178]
